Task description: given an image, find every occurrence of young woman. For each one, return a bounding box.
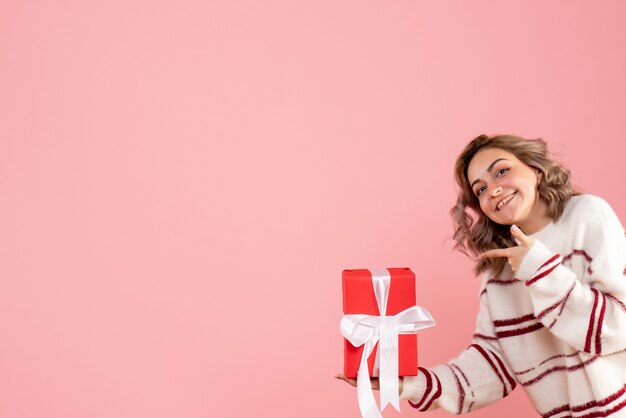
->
[337,134,626,417]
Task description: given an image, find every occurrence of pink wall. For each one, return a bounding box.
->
[1,1,625,417]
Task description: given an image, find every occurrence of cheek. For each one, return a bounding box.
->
[478,198,491,214]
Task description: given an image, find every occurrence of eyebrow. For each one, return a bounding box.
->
[470,158,508,189]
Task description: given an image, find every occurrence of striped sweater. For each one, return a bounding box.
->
[400,194,626,417]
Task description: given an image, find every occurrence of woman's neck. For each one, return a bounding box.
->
[517,198,552,235]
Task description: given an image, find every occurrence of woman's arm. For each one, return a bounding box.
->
[517,197,626,355]
[401,280,518,414]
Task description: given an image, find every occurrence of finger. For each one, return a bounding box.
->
[371,380,380,391]
[511,224,533,247]
[479,248,513,259]
[335,374,357,387]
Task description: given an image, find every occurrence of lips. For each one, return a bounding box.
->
[496,192,517,211]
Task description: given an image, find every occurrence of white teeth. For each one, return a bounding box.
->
[497,192,516,210]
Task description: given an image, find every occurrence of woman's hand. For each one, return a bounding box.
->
[334,373,404,395]
[478,224,534,273]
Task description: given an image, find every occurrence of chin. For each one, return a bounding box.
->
[491,215,517,226]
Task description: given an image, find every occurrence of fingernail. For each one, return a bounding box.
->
[511,224,519,232]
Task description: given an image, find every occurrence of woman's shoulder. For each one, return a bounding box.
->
[563,194,619,225]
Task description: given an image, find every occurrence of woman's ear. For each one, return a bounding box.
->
[536,169,543,185]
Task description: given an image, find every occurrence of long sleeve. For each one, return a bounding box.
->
[399,278,517,414]
[517,196,626,355]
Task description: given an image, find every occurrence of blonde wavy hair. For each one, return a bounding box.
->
[451,134,580,277]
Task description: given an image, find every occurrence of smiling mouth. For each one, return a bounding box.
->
[496,192,517,211]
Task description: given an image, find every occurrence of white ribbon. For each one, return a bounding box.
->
[340,268,435,418]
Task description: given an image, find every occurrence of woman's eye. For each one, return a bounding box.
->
[476,186,486,196]
[496,168,509,176]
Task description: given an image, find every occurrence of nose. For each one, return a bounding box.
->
[490,186,503,197]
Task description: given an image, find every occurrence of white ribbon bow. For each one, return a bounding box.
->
[340,268,435,418]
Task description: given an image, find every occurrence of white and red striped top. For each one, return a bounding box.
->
[400,194,626,417]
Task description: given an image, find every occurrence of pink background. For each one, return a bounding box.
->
[1,1,625,417]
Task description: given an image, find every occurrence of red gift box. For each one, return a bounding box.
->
[342,267,418,379]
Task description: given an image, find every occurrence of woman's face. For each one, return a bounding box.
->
[466,147,543,228]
